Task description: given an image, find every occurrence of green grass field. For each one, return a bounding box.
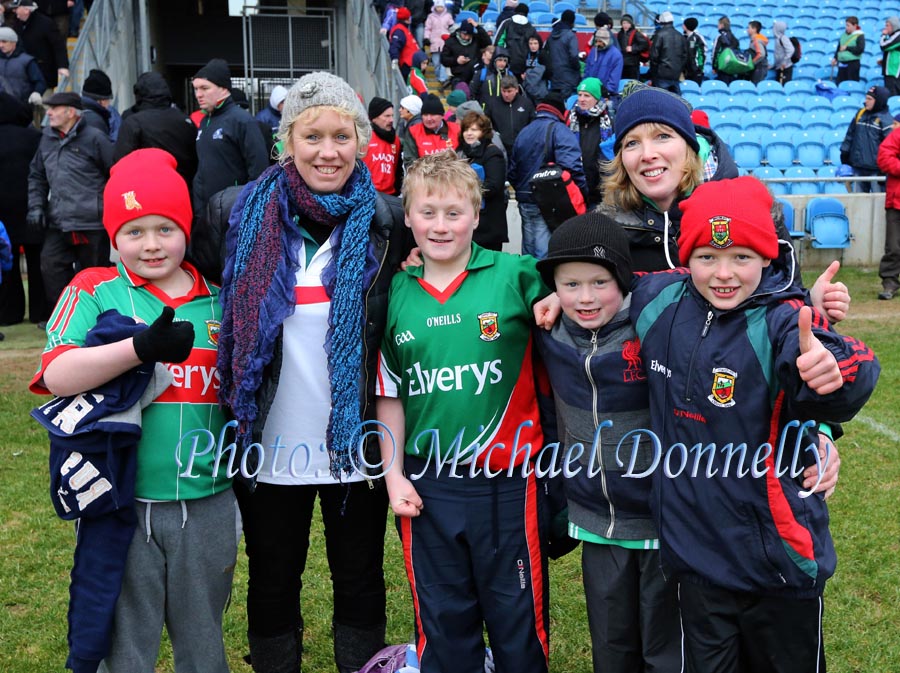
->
[1,265,897,673]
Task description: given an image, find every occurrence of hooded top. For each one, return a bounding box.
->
[772,21,795,69]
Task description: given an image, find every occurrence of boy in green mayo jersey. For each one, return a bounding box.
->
[375,151,551,673]
[30,149,237,673]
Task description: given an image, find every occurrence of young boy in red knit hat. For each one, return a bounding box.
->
[630,176,880,671]
[30,148,237,673]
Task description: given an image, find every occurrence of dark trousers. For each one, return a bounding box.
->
[40,229,111,309]
[234,480,388,638]
[880,208,900,290]
[0,241,49,324]
[679,582,826,673]
[399,457,549,673]
[776,66,793,84]
[581,543,682,673]
[885,75,900,98]
[835,60,861,83]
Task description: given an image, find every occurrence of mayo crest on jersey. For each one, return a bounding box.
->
[31,262,229,501]
[377,245,548,470]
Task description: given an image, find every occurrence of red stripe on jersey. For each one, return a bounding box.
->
[415,272,469,304]
[524,471,550,663]
[29,344,79,394]
[764,392,815,562]
[401,516,428,665]
[155,348,220,404]
[479,338,544,471]
[295,285,330,305]
[376,350,386,396]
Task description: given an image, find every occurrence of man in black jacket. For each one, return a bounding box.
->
[9,0,68,89]
[191,58,268,216]
[440,20,491,88]
[648,11,688,94]
[484,75,535,155]
[114,71,198,192]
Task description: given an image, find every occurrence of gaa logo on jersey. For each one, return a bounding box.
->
[205,319,221,346]
[477,312,500,342]
[708,367,737,408]
[709,216,733,249]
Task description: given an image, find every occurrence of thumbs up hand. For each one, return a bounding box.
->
[796,306,842,395]
[809,260,850,323]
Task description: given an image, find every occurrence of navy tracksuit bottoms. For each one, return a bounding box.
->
[399,456,549,673]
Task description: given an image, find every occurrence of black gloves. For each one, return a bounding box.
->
[133,306,195,363]
[839,151,849,166]
[26,208,46,235]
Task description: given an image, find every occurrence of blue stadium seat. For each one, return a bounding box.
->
[681,79,701,94]
[817,165,850,194]
[794,134,828,168]
[783,81,811,96]
[800,110,830,128]
[785,167,822,195]
[573,14,587,25]
[765,132,796,168]
[805,197,852,250]
[777,198,804,239]
[528,2,550,12]
[756,80,781,94]
[729,80,756,93]
[832,109,857,128]
[733,140,765,168]
[482,10,499,23]
[534,12,555,25]
[770,111,803,131]
[701,79,729,94]
[752,166,788,195]
[837,80,866,94]
[456,10,479,22]
[890,96,900,115]
[552,1,576,12]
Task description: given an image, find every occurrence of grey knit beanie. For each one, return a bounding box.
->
[0,26,19,42]
[888,16,900,32]
[280,72,371,155]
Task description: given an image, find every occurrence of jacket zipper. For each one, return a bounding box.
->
[585,330,615,537]
[360,237,391,489]
[684,310,713,403]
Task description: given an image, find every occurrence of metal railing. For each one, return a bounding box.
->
[59,0,141,111]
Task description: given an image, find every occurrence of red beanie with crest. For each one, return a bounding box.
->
[677,176,779,266]
[103,148,193,248]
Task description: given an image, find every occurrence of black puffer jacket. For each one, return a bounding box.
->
[458,138,508,248]
[0,92,41,244]
[10,10,68,88]
[648,22,688,82]
[28,119,114,232]
[440,25,491,83]
[114,72,198,189]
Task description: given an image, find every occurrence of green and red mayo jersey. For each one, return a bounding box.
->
[31,262,230,501]
[376,245,548,471]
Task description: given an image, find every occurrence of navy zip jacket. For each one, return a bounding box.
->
[31,310,172,673]
[630,257,879,597]
[535,297,657,541]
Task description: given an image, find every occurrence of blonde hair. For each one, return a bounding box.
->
[602,122,702,211]
[401,151,483,215]
[277,104,369,163]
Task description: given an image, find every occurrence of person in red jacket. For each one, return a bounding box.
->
[400,93,459,171]
[389,7,419,81]
[877,113,900,299]
[363,96,402,195]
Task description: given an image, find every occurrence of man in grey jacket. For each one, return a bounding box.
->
[28,91,114,314]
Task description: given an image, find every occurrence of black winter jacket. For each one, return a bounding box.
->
[114,72,198,190]
[0,92,41,243]
[547,20,581,96]
[441,26,492,83]
[28,119,114,232]
[648,23,688,82]
[458,139,508,247]
[484,91,535,154]
[495,15,537,74]
[81,96,111,138]
[192,97,269,214]
[10,10,68,88]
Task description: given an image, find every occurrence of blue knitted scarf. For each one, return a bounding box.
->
[218,159,377,478]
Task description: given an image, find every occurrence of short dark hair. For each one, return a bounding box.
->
[459,111,494,143]
[749,20,762,32]
[499,75,519,90]
[846,16,859,26]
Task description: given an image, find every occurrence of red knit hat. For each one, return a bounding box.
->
[677,176,779,265]
[396,7,411,21]
[103,149,192,248]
